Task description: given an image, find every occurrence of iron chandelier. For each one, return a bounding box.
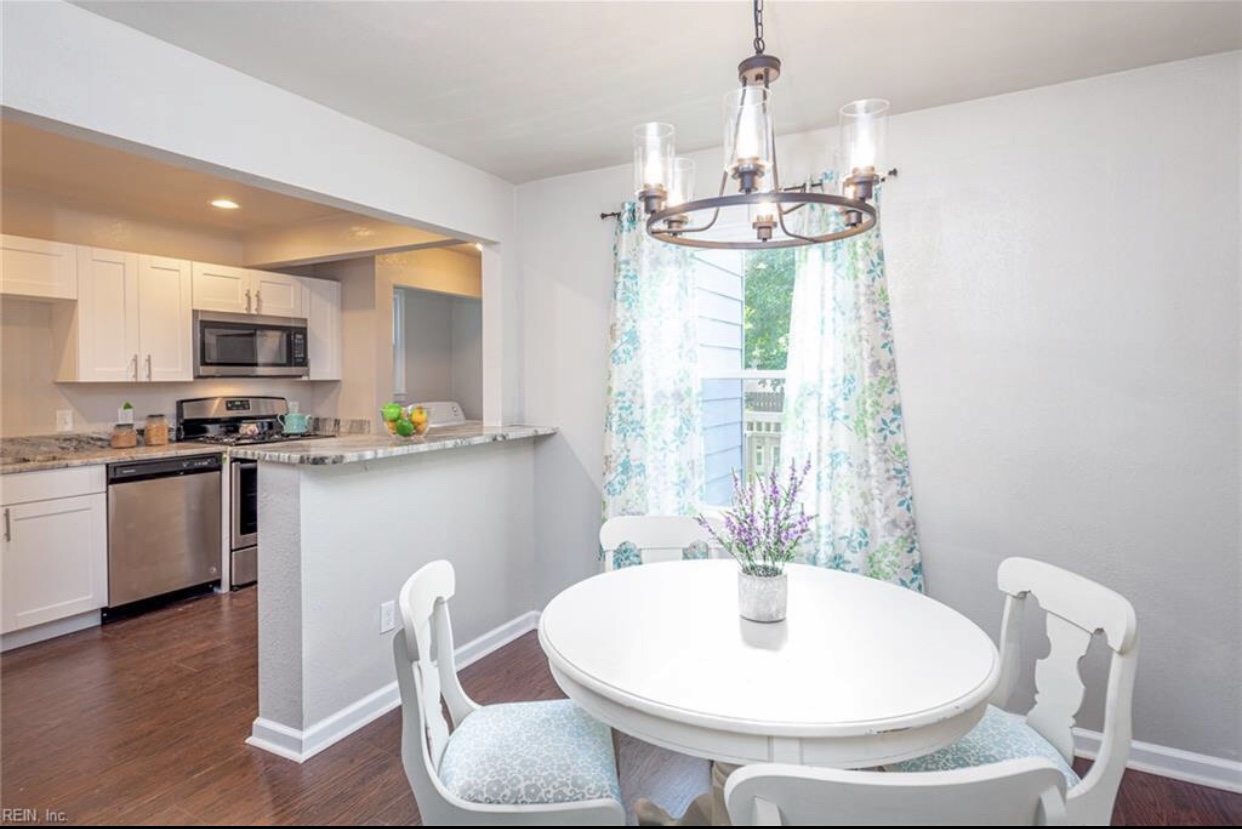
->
[632,0,889,250]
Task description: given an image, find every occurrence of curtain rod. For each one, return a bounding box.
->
[600,168,898,219]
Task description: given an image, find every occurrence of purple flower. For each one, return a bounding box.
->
[698,458,816,575]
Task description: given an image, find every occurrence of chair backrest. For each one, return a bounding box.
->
[724,757,1067,826]
[992,557,1139,825]
[393,561,480,824]
[599,515,721,571]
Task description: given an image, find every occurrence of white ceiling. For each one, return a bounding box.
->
[2,120,350,232]
[76,1,1242,184]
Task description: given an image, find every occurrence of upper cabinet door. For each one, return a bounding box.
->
[301,276,342,381]
[191,262,252,313]
[251,270,304,318]
[73,247,140,382]
[137,256,193,382]
[1,235,77,300]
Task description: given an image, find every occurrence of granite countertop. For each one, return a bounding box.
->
[228,423,557,465]
[0,434,227,475]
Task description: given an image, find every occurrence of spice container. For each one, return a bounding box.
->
[111,423,137,449]
[144,414,170,446]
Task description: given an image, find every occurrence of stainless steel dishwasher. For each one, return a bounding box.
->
[107,454,222,608]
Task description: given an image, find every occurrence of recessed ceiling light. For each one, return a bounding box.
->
[211,198,240,210]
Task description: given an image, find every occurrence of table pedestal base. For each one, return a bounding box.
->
[635,763,735,826]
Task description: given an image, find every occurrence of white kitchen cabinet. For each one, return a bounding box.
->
[55,250,192,382]
[300,276,343,380]
[67,247,141,381]
[1,234,77,300]
[138,256,194,381]
[1,468,108,634]
[252,270,303,317]
[191,262,251,313]
[192,263,304,318]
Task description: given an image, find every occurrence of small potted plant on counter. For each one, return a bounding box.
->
[698,459,814,623]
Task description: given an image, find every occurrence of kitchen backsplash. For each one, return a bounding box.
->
[1,297,343,437]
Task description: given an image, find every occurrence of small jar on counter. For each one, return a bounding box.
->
[111,423,137,449]
[145,414,170,446]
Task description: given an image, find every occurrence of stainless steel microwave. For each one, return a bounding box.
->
[194,311,309,378]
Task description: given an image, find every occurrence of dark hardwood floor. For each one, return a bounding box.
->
[1,589,1238,825]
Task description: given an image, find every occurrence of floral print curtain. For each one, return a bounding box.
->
[602,203,705,519]
[781,177,924,590]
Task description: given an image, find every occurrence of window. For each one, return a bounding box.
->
[696,247,795,505]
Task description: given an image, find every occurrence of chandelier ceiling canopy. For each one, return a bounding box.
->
[632,0,890,250]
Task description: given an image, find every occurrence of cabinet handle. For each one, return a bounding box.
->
[131,353,139,381]
[3,508,10,543]
[246,288,252,314]
[255,290,262,313]
[146,354,153,381]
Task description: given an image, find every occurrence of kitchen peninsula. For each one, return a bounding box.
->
[234,423,554,761]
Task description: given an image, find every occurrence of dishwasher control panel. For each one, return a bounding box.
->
[108,453,222,483]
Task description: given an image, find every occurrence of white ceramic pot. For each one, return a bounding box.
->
[738,567,788,623]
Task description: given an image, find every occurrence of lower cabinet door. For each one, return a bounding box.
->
[1,494,107,633]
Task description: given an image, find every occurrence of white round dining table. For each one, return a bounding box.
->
[538,560,1000,773]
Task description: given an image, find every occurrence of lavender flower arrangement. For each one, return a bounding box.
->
[699,459,815,577]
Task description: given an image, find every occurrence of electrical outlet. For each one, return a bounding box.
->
[55,410,74,433]
[380,600,396,634]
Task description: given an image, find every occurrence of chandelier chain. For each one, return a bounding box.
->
[753,0,765,54]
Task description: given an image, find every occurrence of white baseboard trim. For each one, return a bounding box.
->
[1074,727,1242,794]
[248,610,541,763]
[1,611,100,653]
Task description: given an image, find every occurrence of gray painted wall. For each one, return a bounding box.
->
[401,287,483,420]
[258,440,537,730]
[518,53,1242,761]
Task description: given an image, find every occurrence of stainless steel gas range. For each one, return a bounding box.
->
[176,396,328,588]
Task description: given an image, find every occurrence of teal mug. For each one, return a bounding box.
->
[278,412,312,435]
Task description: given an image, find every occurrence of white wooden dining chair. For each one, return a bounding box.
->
[889,557,1139,826]
[392,560,625,826]
[599,515,723,571]
[725,757,1068,826]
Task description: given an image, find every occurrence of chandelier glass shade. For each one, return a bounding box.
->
[632,0,888,250]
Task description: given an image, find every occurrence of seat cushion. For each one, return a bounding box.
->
[889,705,1081,788]
[438,699,621,806]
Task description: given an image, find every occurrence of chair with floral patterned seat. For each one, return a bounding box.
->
[599,515,723,571]
[887,557,1138,826]
[392,560,624,825]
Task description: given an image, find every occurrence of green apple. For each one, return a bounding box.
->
[381,402,403,422]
